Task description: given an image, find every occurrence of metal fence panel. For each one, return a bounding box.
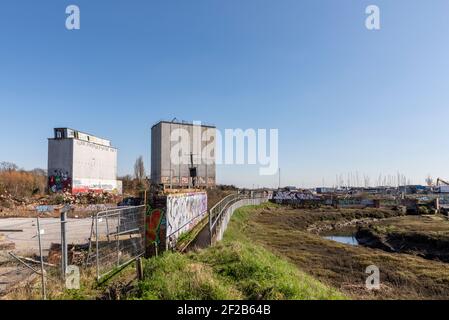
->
[93,205,146,280]
[0,205,146,299]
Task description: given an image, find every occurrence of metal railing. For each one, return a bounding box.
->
[209,193,269,245]
[209,193,242,232]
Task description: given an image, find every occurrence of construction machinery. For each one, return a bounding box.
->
[436,178,449,195]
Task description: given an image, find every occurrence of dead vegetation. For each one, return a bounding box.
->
[242,203,449,300]
[357,215,449,263]
[0,163,47,200]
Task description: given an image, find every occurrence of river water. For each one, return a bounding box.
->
[323,235,359,246]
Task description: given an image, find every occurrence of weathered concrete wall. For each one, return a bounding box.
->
[48,136,120,194]
[165,192,208,249]
[72,139,119,193]
[146,192,208,253]
[151,121,216,187]
[48,139,74,193]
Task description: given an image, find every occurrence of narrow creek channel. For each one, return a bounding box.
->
[321,227,360,246]
[323,235,359,246]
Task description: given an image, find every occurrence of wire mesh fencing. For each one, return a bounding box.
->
[90,205,146,281]
[0,205,146,299]
[0,213,101,299]
[0,218,42,298]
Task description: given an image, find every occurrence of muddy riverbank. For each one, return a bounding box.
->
[356,215,449,263]
[243,203,449,299]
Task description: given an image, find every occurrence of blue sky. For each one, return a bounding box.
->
[1,1,449,188]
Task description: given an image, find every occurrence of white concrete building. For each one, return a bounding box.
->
[48,128,122,194]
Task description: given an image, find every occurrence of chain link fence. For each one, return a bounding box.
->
[91,205,146,281]
[0,214,94,299]
[0,205,146,299]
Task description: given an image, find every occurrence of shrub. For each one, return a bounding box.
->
[0,169,46,198]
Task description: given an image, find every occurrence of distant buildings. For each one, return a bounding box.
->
[435,186,449,193]
[48,128,122,194]
[316,187,336,194]
[151,120,216,188]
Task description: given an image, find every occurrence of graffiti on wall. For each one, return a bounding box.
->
[35,205,56,213]
[72,179,120,194]
[48,169,72,193]
[272,191,316,204]
[166,192,208,248]
[145,208,166,247]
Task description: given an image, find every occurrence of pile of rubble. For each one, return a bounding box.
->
[0,191,29,208]
[1,190,123,218]
[46,191,121,205]
[1,191,121,207]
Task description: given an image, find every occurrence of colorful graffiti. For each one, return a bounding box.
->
[145,208,166,246]
[166,192,208,248]
[48,170,72,193]
[35,205,56,213]
[272,191,317,204]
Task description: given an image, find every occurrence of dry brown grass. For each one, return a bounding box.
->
[0,170,46,200]
[1,265,138,300]
[242,203,449,300]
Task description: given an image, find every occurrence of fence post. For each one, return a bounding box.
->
[136,257,144,281]
[117,211,121,267]
[36,217,47,300]
[209,208,213,246]
[61,210,68,279]
[96,214,100,281]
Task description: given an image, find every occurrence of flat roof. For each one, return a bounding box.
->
[53,127,111,141]
[151,120,216,130]
[50,128,116,149]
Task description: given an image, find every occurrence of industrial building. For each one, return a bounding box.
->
[151,120,216,188]
[48,128,122,194]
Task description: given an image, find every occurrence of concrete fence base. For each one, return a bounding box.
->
[214,197,268,244]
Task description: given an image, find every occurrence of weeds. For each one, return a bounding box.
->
[135,204,344,300]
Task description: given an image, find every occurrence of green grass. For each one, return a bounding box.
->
[135,205,345,300]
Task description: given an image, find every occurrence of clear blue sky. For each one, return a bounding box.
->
[1,1,448,188]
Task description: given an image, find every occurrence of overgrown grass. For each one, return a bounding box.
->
[136,205,345,300]
[238,203,449,299]
[2,265,137,300]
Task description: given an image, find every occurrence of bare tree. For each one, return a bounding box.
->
[425,175,434,187]
[134,156,146,182]
[31,168,47,176]
[0,162,18,172]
